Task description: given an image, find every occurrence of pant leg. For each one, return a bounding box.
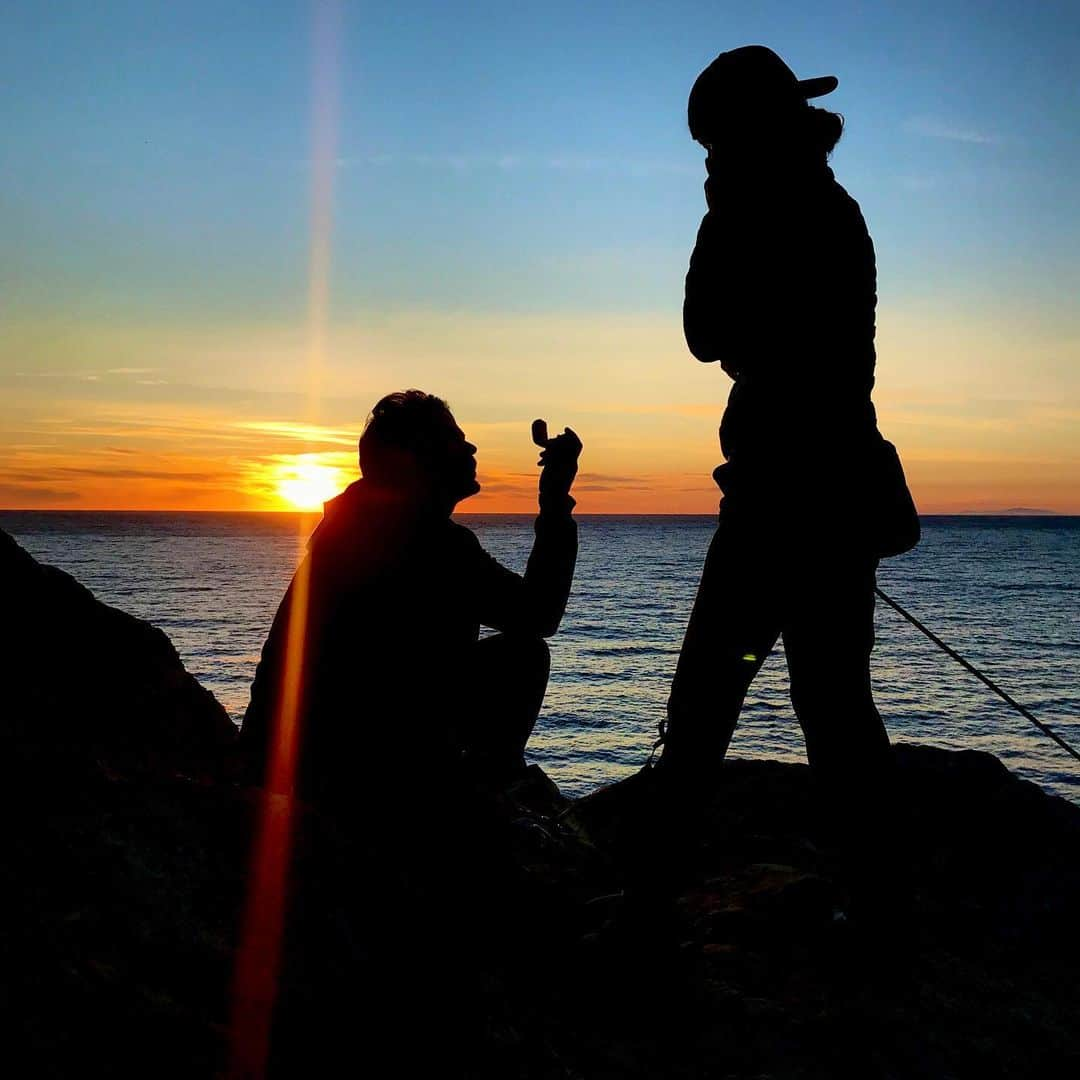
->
[663,515,784,769]
[459,632,550,780]
[781,553,892,797]
[782,554,910,923]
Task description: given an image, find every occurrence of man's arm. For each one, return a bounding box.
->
[472,424,581,638]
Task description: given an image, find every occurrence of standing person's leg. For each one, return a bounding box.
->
[782,553,890,784]
[460,632,551,781]
[782,552,895,855]
[783,554,908,928]
[662,514,784,774]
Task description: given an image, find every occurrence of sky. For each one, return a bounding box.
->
[3,0,1079,513]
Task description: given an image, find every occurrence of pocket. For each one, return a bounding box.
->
[870,438,920,558]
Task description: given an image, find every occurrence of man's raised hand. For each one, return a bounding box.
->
[532,418,582,507]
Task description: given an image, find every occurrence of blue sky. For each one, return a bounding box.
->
[6,0,1079,317]
[2,0,1079,511]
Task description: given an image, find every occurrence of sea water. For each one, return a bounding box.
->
[3,511,1078,802]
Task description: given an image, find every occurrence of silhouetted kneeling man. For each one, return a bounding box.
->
[240,390,581,811]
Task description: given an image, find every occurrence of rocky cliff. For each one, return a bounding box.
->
[1,527,237,784]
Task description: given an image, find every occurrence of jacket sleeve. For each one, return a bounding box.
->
[467,502,578,638]
[238,558,314,789]
[683,210,763,377]
[237,543,342,790]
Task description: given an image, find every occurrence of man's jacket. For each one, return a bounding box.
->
[239,480,577,805]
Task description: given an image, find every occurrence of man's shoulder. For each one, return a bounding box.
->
[446,519,485,552]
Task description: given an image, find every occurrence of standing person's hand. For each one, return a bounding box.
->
[532,419,582,509]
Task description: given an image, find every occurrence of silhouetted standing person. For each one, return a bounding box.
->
[660,47,916,815]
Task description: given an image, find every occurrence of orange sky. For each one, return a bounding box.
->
[4,5,1079,516]
[2,306,1078,514]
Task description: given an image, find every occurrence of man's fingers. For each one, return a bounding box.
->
[546,429,582,458]
[534,423,581,468]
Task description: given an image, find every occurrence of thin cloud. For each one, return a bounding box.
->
[0,482,80,502]
[14,371,98,379]
[906,117,1001,145]
[48,466,231,482]
[363,151,515,173]
[574,482,651,492]
[575,472,649,486]
[898,174,937,191]
[586,401,726,418]
[235,420,358,447]
[362,149,695,177]
[477,470,656,494]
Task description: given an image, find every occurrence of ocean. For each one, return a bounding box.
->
[3,511,1078,803]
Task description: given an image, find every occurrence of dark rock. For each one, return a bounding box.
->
[554,748,1080,1078]
[1,527,236,784]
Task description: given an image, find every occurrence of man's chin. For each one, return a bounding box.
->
[448,478,481,507]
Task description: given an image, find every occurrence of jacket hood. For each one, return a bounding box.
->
[308,478,441,550]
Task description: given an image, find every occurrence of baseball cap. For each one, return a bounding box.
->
[688,45,838,139]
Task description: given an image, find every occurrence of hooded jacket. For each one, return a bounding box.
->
[239,480,577,804]
[684,158,879,489]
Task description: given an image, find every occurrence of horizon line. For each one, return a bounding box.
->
[0,508,1074,518]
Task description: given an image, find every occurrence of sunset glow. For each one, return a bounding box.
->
[273,457,350,511]
[2,1,1078,516]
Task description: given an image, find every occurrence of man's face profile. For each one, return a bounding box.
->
[433,420,480,503]
[390,408,479,507]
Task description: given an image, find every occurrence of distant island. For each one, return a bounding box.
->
[915,508,1068,518]
[991,507,1060,516]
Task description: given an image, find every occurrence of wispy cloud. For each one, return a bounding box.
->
[360,149,696,177]
[0,482,79,503]
[14,370,96,379]
[234,420,358,447]
[6,465,232,483]
[905,117,1001,145]
[898,174,937,191]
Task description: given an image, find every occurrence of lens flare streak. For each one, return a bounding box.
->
[229,1,343,1075]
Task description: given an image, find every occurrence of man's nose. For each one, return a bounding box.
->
[465,442,477,455]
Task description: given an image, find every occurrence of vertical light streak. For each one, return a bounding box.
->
[304,0,342,423]
[229,2,342,1076]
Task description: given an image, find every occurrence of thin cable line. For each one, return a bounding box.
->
[876,587,1080,765]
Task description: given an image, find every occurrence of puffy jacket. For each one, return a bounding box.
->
[239,479,577,805]
[684,158,879,473]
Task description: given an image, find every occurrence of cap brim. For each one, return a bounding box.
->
[798,75,838,99]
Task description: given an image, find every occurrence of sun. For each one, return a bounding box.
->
[274,459,348,511]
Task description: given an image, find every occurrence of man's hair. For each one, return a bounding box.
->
[357,390,455,483]
[801,104,844,157]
